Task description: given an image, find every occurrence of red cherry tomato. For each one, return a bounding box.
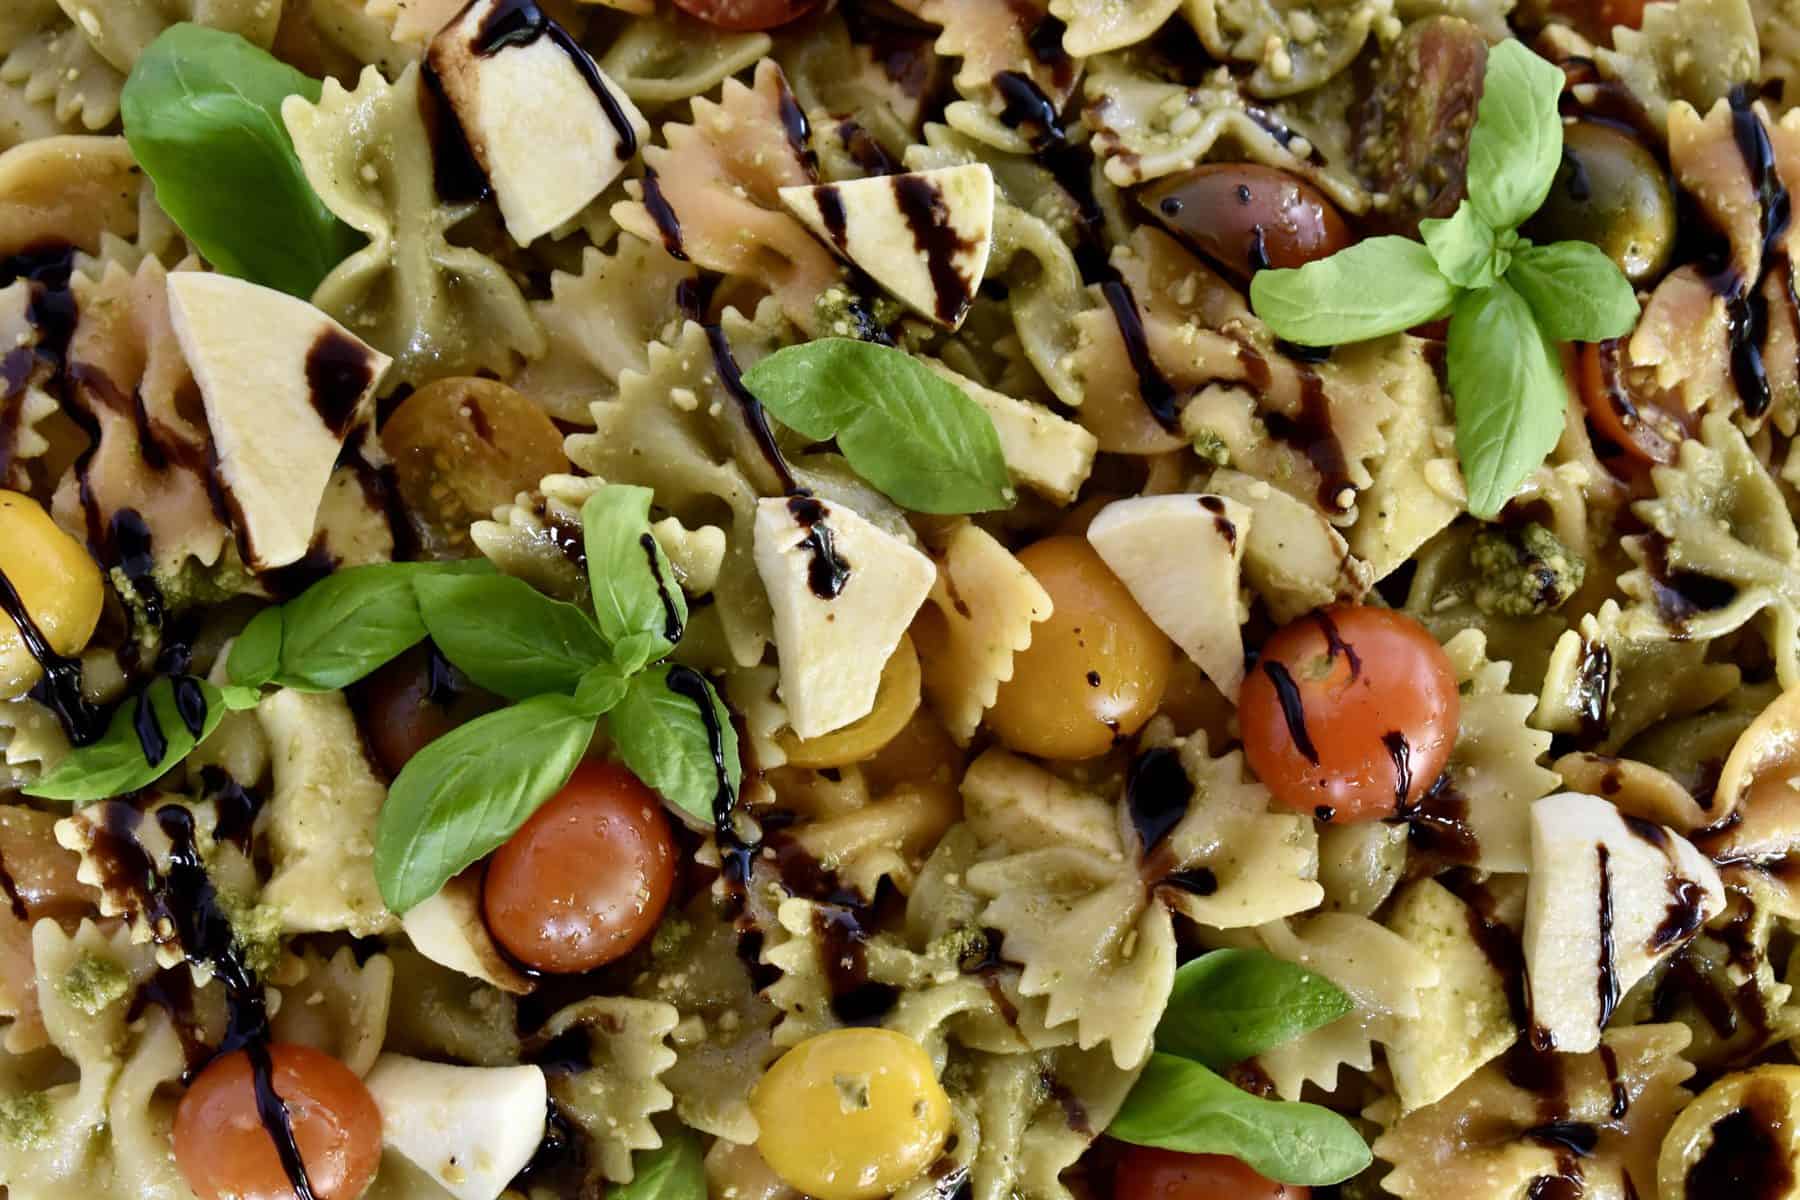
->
[1115,1147,1309,1200]
[1545,0,1646,43]
[1577,339,1693,471]
[173,1044,382,1200]
[355,644,497,777]
[483,762,677,973]
[1238,605,1459,822]
[668,0,819,31]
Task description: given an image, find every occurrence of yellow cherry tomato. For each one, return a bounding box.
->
[778,635,921,768]
[0,491,103,700]
[750,1028,951,1200]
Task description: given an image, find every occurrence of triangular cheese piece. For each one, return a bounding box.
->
[364,1055,547,1200]
[780,164,995,330]
[1524,792,1726,1053]
[166,273,390,571]
[754,496,937,738]
[1086,494,1250,700]
[429,0,648,244]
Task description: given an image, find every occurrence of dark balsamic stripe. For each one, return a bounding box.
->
[639,169,688,261]
[1383,731,1412,810]
[469,0,637,160]
[1314,609,1361,679]
[304,329,374,436]
[1126,746,1194,857]
[1261,661,1319,763]
[816,185,850,251]
[1596,845,1619,1031]
[638,532,685,643]
[1100,280,1180,429]
[892,174,976,325]
[701,323,801,495]
[785,496,851,599]
[774,73,818,182]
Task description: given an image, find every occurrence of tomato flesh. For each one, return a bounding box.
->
[1238,605,1459,822]
[173,1043,382,1200]
[1578,339,1693,472]
[1115,1146,1309,1200]
[483,762,677,973]
[668,0,819,31]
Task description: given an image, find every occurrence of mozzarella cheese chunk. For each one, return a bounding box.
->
[166,273,389,571]
[400,872,533,994]
[753,496,936,739]
[428,0,648,244]
[364,1055,548,1200]
[1523,792,1725,1053]
[780,165,995,329]
[1086,494,1250,700]
[924,361,1097,502]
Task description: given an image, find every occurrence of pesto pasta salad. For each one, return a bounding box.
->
[2,0,1798,1198]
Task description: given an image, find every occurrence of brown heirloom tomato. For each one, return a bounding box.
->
[1115,1146,1309,1200]
[1139,164,1352,280]
[1577,339,1693,470]
[173,1043,382,1200]
[668,0,818,30]
[1237,606,1459,822]
[482,762,677,973]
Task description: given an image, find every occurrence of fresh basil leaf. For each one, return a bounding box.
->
[264,560,489,692]
[1465,39,1567,232]
[1505,240,1640,343]
[741,339,1012,514]
[121,24,362,297]
[608,664,739,827]
[1449,280,1569,519]
[574,660,629,717]
[25,678,227,802]
[611,1131,706,1200]
[227,607,282,688]
[1420,202,1508,290]
[1248,237,1457,346]
[581,485,687,666]
[1109,1054,1372,1186]
[374,695,598,913]
[1155,949,1354,1069]
[415,572,608,701]
[218,685,263,711]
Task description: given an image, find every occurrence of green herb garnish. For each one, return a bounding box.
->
[1109,949,1368,1186]
[121,24,362,298]
[741,338,1013,514]
[1248,40,1638,518]
[610,1130,706,1200]
[26,676,257,802]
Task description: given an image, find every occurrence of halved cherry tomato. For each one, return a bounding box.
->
[355,644,497,777]
[1238,605,1458,822]
[668,0,819,31]
[173,1043,382,1200]
[1140,164,1352,280]
[1115,1147,1308,1200]
[1543,0,1646,43]
[1578,339,1693,470]
[482,762,676,973]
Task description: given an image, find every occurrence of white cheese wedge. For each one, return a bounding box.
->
[364,1055,548,1200]
[1523,792,1726,1053]
[428,0,649,244]
[400,871,533,995]
[923,360,1097,502]
[1086,494,1250,700]
[166,273,389,571]
[753,496,936,739]
[780,165,995,329]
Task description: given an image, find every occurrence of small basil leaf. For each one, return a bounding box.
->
[1449,280,1569,519]
[227,607,282,688]
[1248,237,1457,346]
[1505,240,1640,343]
[121,24,362,297]
[1109,1054,1372,1186]
[741,339,1012,514]
[611,1131,706,1200]
[608,664,739,828]
[1155,949,1354,1068]
[573,660,629,717]
[373,695,598,914]
[1419,202,1505,290]
[218,685,263,711]
[415,572,608,701]
[269,560,489,692]
[1466,39,1567,232]
[581,485,687,663]
[25,678,227,802]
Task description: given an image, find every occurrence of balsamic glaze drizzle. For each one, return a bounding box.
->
[1596,845,1620,1031]
[1382,730,1412,811]
[0,563,104,745]
[1125,746,1194,859]
[467,0,638,160]
[1260,661,1319,764]
[1712,87,1792,419]
[640,169,689,261]
[133,688,169,766]
[1682,1082,1795,1199]
[786,496,851,599]
[893,173,978,326]
[638,532,685,642]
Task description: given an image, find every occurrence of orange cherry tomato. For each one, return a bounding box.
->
[1238,606,1458,822]
[173,1043,382,1200]
[482,762,677,973]
[1115,1147,1309,1200]
[668,0,818,31]
[1577,339,1693,470]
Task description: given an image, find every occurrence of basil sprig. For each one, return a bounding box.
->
[741,338,1013,514]
[373,484,740,913]
[26,677,260,802]
[1109,949,1369,1186]
[122,24,362,298]
[1248,40,1638,518]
